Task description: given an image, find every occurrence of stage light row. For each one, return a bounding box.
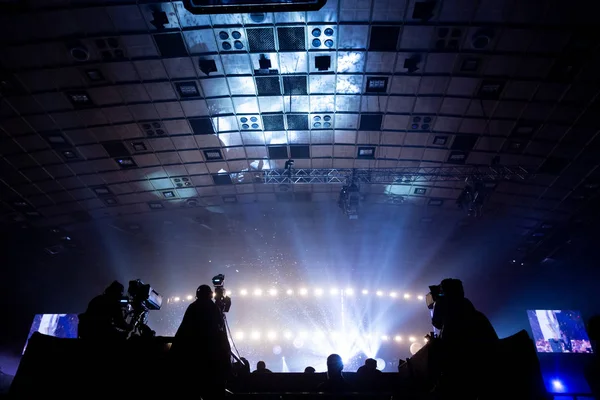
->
[167,289,424,303]
[231,331,428,343]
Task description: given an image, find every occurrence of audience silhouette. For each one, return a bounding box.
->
[252,360,272,374]
[317,354,352,392]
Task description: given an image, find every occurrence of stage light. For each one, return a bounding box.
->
[390,292,397,298]
[381,335,389,341]
[254,289,263,296]
[404,293,411,299]
[174,297,180,302]
[409,336,416,342]
[286,289,293,295]
[330,288,339,295]
[235,332,244,340]
[269,288,277,296]
[315,331,325,339]
[299,331,308,338]
[240,289,248,296]
[251,331,261,340]
[423,337,428,342]
[376,291,383,297]
[186,295,193,301]
[299,288,308,296]
[314,288,323,296]
[330,332,339,339]
[284,331,293,339]
[345,288,354,296]
[551,379,564,391]
[362,289,369,295]
[394,335,402,342]
[267,331,277,340]
[417,295,424,300]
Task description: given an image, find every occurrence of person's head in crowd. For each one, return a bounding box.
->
[257,361,267,371]
[326,354,344,379]
[364,358,377,370]
[304,366,316,374]
[196,285,213,301]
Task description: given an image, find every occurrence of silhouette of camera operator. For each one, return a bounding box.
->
[429,278,498,397]
[170,284,231,400]
[78,281,131,340]
[431,278,497,343]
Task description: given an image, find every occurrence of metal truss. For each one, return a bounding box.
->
[262,166,534,185]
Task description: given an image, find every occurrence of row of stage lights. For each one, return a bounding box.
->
[231,330,428,344]
[167,289,424,303]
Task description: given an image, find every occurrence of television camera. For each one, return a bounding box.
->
[212,274,231,313]
[121,279,162,338]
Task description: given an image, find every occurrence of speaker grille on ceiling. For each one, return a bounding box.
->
[256,76,281,95]
[247,28,276,52]
[277,27,306,51]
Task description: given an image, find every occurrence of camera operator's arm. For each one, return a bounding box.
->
[111,303,131,331]
[431,297,447,330]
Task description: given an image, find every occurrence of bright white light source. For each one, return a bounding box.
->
[235,332,244,340]
[552,379,564,391]
[362,289,369,295]
[409,336,416,342]
[267,331,277,340]
[314,288,323,296]
[381,335,389,341]
[390,292,397,298]
[376,291,383,296]
[417,295,424,300]
[330,288,339,295]
[345,288,354,296]
[186,295,193,301]
[286,289,293,295]
[315,331,325,339]
[331,332,339,339]
[251,331,261,340]
[269,288,277,296]
[299,288,308,296]
[240,289,248,296]
[284,331,292,339]
[254,289,263,296]
[423,337,429,342]
[394,335,402,342]
[299,331,308,338]
[404,293,411,299]
[174,297,180,302]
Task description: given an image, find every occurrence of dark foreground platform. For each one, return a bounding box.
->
[8,330,548,399]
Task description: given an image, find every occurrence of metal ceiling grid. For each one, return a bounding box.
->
[0,0,599,230]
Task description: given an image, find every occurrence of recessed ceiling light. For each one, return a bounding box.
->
[148,202,164,210]
[65,90,93,107]
[162,191,176,198]
[61,150,78,159]
[115,157,137,168]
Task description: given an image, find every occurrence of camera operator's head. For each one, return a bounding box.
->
[440,278,464,300]
[196,284,213,301]
[104,281,124,297]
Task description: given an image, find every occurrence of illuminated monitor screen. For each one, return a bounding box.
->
[527,310,593,354]
[184,0,326,14]
[23,314,79,355]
